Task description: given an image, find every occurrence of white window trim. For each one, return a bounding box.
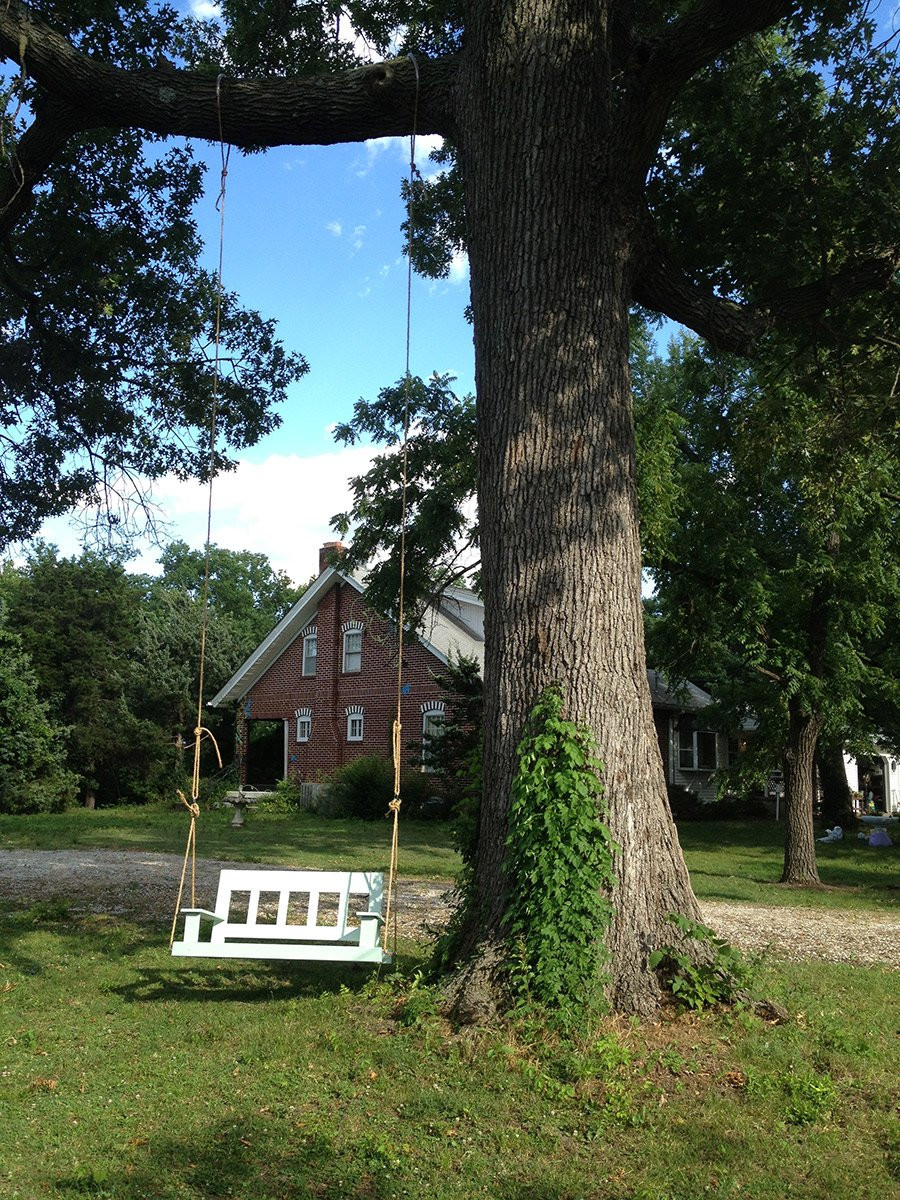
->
[346,705,364,742]
[342,623,363,673]
[301,627,318,677]
[421,702,446,772]
[678,728,718,772]
[295,707,312,743]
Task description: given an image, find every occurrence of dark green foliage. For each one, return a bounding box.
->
[648,324,900,789]
[5,544,165,806]
[0,540,302,807]
[152,541,306,653]
[180,0,463,78]
[323,754,435,820]
[332,374,478,622]
[650,914,759,1011]
[0,4,305,548]
[0,609,77,813]
[502,686,615,1028]
[421,654,483,838]
[650,16,897,307]
[667,786,771,822]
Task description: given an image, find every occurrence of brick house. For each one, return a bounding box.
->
[209,543,485,785]
[211,542,734,796]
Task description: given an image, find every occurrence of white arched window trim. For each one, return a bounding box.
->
[345,704,364,742]
[421,701,446,772]
[295,707,312,742]
[301,626,318,677]
[342,621,363,673]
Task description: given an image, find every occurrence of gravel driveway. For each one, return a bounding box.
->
[1,848,897,968]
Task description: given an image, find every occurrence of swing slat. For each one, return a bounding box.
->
[171,868,390,964]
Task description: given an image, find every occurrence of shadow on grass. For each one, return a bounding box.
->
[111,950,424,1004]
[51,1112,384,1200]
[0,907,152,978]
[49,1108,581,1200]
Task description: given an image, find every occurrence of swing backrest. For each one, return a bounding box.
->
[208,868,384,944]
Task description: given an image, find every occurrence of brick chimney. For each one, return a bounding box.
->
[319,541,346,574]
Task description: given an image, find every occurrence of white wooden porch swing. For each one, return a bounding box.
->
[168,62,423,968]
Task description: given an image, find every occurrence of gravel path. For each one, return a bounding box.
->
[1,848,897,968]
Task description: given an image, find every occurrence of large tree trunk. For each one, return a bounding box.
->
[780,698,824,886]
[446,2,701,1019]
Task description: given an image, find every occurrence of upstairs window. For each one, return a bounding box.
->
[295,708,312,742]
[346,706,364,742]
[342,623,363,673]
[302,629,318,677]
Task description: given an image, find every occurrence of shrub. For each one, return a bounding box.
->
[323,755,438,820]
[667,785,702,820]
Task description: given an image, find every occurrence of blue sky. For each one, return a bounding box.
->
[37,124,474,583]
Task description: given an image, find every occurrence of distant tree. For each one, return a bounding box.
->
[6,545,160,806]
[153,541,306,655]
[134,586,248,775]
[649,327,900,885]
[0,605,77,813]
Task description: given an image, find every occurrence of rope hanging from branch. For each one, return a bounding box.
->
[169,75,229,947]
[383,53,421,957]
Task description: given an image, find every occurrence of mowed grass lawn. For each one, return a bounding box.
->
[1,805,896,909]
[1,807,897,1199]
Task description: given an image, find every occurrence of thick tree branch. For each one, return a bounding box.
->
[624,0,798,177]
[633,216,898,353]
[0,2,456,231]
[0,99,86,236]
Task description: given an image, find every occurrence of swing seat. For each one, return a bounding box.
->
[171,868,391,963]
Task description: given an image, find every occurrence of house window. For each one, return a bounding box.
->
[295,708,312,742]
[678,728,718,771]
[342,622,363,673]
[346,706,364,742]
[302,629,317,677]
[421,702,445,772]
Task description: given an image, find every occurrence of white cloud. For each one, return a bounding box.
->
[30,445,377,585]
[351,224,366,251]
[189,0,221,20]
[326,220,342,237]
[448,249,469,286]
[356,133,444,178]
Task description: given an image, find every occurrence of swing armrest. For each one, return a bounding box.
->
[178,907,224,945]
[357,909,385,952]
[179,907,223,922]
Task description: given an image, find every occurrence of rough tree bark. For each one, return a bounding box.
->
[0,0,894,1014]
[780,698,824,887]
[445,3,703,1018]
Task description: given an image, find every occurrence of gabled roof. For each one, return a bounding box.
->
[646,669,712,712]
[209,567,485,707]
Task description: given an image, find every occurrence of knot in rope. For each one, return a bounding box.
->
[178,790,201,820]
[170,790,200,947]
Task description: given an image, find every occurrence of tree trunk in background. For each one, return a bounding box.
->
[780,699,824,885]
[818,742,853,828]
[445,1,702,1019]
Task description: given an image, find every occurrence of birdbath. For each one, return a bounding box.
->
[222,790,260,827]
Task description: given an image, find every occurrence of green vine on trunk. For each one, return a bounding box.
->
[502,684,616,1029]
